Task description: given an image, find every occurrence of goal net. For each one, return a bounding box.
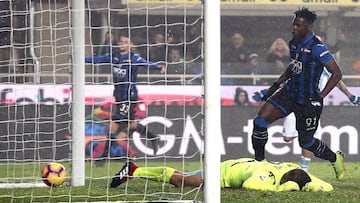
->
[0,0,207,202]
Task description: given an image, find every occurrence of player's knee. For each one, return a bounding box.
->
[114,121,129,135]
[129,121,137,130]
[253,115,268,129]
[136,123,146,134]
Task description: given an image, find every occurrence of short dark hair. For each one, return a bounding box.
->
[280,169,311,189]
[294,7,317,24]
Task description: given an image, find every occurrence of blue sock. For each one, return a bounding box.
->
[300,156,311,171]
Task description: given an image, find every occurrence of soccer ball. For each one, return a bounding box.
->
[41,162,67,187]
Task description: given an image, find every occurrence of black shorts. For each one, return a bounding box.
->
[112,100,137,122]
[268,88,323,134]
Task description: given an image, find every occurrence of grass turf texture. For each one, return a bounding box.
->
[0,161,359,202]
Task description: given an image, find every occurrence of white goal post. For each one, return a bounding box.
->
[203,1,221,203]
[71,0,86,187]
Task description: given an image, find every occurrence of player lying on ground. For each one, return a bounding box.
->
[109,158,333,192]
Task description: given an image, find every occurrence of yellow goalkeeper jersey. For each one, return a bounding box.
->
[220,158,333,192]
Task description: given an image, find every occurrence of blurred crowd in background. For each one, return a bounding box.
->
[88,14,360,87]
[1,4,360,87]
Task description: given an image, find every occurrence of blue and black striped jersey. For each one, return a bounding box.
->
[85,51,159,101]
[285,32,334,104]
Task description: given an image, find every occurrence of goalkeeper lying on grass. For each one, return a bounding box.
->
[110,158,333,192]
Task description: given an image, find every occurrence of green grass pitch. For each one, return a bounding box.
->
[0,161,359,202]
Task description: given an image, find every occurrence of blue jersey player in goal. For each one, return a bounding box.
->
[250,7,346,181]
[86,35,165,160]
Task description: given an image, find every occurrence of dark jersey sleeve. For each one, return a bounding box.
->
[85,54,111,64]
[133,54,159,70]
[312,44,333,66]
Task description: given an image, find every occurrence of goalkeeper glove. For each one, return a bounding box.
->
[278,181,300,192]
[252,89,268,102]
[349,95,360,105]
[302,182,323,192]
[252,82,280,102]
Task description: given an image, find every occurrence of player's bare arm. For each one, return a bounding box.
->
[336,80,360,105]
[337,80,352,98]
[320,59,342,98]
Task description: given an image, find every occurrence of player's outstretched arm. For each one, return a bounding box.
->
[85,54,111,64]
[134,54,164,71]
[320,59,342,98]
[336,80,360,105]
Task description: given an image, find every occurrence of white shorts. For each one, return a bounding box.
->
[282,113,298,138]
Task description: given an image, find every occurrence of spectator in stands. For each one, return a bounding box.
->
[222,32,248,64]
[167,31,176,44]
[266,38,290,74]
[167,31,184,58]
[95,31,116,56]
[149,33,166,62]
[168,48,184,64]
[188,40,202,63]
[167,48,185,84]
[167,31,177,49]
[186,26,202,62]
[246,53,268,85]
[248,53,261,75]
[234,87,251,106]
